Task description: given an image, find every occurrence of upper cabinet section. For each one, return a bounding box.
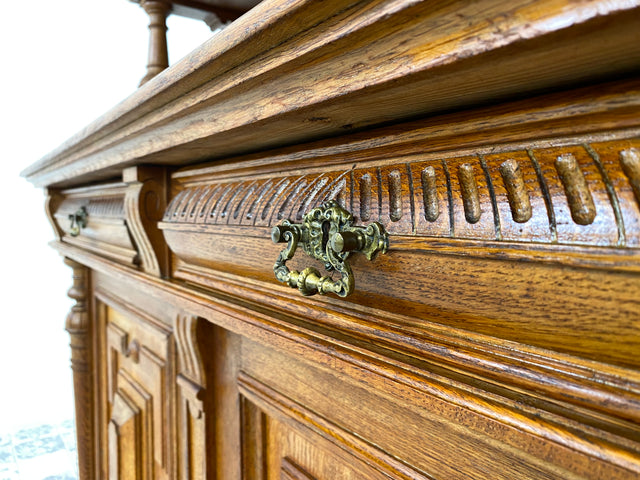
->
[22,0,640,188]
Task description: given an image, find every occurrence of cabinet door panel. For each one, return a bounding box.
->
[240,394,392,480]
[104,305,174,480]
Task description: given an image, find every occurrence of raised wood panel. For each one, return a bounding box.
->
[101,300,175,480]
[239,393,394,480]
[108,382,147,480]
[240,339,640,480]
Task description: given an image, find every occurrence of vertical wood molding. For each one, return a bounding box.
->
[45,189,64,241]
[64,257,95,480]
[240,396,267,480]
[123,166,169,277]
[174,314,207,480]
[139,0,171,86]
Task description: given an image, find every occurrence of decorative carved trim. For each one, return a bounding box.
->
[174,314,207,480]
[174,314,205,387]
[45,189,64,241]
[64,258,95,480]
[164,138,640,248]
[124,166,169,277]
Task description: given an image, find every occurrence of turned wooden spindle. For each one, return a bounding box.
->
[64,258,95,480]
[139,0,171,86]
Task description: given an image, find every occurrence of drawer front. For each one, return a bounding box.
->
[53,183,138,266]
[158,98,640,478]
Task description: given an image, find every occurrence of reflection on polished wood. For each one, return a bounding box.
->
[24,1,640,478]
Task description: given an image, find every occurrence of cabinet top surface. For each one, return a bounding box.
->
[21,0,640,188]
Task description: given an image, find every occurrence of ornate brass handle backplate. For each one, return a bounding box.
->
[68,207,88,237]
[271,201,389,297]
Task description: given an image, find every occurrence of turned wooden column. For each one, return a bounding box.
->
[139,0,171,86]
[65,258,95,480]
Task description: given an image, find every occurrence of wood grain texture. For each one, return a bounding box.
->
[26,2,640,478]
[174,315,207,480]
[64,258,95,480]
[21,1,640,188]
[98,291,176,480]
[123,166,169,277]
[54,241,640,479]
[55,183,139,266]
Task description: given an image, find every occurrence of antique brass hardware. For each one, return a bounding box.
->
[271,200,389,297]
[68,207,88,237]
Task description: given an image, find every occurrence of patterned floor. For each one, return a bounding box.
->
[0,420,77,480]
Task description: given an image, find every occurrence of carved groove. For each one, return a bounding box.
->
[281,458,317,480]
[246,180,273,221]
[234,182,257,220]
[421,166,439,222]
[458,163,481,224]
[584,144,625,247]
[388,170,403,222]
[499,159,532,223]
[359,174,372,221]
[528,149,557,242]
[555,154,597,225]
[161,139,640,249]
[620,148,640,207]
[297,177,328,220]
[278,179,308,220]
[262,179,290,221]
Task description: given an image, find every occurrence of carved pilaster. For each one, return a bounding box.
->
[139,0,171,86]
[123,166,169,277]
[64,258,95,480]
[174,314,207,480]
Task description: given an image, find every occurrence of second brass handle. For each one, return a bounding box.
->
[271,200,388,297]
[68,207,88,237]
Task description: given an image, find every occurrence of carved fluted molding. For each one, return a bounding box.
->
[64,258,95,480]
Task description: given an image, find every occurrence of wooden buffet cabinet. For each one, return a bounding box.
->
[23,1,640,478]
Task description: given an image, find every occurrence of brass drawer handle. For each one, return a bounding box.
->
[68,207,88,237]
[271,201,389,297]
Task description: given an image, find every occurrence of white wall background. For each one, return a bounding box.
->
[0,0,213,432]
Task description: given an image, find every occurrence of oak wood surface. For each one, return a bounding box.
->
[22,0,640,188]
[27,1,640,478]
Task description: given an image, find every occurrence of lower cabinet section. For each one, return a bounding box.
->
[80,273,639,480]
[99,300,176,480]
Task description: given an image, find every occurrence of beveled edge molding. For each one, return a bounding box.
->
[161,138,640,253]
[280,458,317,480]
[54,241,640,467]
[21,1,640,188]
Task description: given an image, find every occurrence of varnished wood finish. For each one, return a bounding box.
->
[64,258,95,480]
[139,0,171,86]
[24,1,640,479]
[21,0,640,188]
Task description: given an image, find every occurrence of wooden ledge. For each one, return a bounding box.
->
[22,0,640,188]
